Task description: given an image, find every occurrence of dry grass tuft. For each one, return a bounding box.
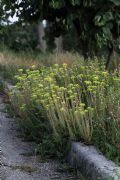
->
[45,52,82,66]
[0,52,41,68]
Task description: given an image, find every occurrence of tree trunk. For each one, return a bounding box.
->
[106,44,114,70]
[37,21,47,53]
[73,18,89,59]
[54,36,63,54]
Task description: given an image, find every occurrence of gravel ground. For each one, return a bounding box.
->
[0,96,84,180]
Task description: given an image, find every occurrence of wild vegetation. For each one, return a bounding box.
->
[0,50,119,163]
[0,0,120,169]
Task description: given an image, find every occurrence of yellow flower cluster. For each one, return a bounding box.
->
[9,62,120,143]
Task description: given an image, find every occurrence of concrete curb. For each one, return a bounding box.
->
[68,142,120,180]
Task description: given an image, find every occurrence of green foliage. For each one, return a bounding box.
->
[0,64,18,82]
[1,0,120,57]
[0,78,5,93]
[0,22,38,51]
[8,57,120,161]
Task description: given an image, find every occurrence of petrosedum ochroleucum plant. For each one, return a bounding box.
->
[9,63,120,144]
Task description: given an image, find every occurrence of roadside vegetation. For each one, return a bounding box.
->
[0,0,120,173]
[0,49,120,164]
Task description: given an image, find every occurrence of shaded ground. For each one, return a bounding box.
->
[0,96,84,180]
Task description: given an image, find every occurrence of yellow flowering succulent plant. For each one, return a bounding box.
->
[9,61,120,146]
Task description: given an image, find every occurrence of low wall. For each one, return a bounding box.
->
[68,142,120,180]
